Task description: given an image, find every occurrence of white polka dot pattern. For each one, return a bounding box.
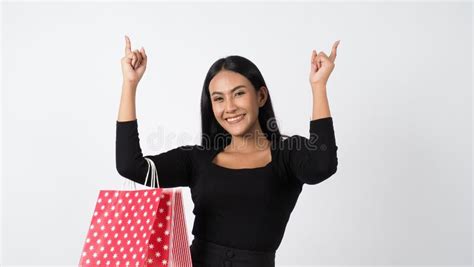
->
[79,188,192,267]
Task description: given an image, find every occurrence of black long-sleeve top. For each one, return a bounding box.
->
[116,117,338,253]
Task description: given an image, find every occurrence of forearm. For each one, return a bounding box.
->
[311,85,331,120]
[118,82,138,122]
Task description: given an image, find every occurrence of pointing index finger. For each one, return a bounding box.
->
[124,35,132,56]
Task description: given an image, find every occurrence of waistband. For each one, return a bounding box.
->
[190,237,275,266]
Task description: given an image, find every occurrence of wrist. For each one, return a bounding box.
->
[122,81,138,91]
[311,84,327,94]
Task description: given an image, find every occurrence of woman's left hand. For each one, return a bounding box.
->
[309,40,340,88]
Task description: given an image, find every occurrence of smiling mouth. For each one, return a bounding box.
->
[225,114,246,124]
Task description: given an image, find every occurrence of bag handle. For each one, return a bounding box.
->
[121,177,137,190]
[144,157,160,188]
[120,157,159,190]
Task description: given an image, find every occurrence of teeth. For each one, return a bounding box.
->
[226,114,244,122]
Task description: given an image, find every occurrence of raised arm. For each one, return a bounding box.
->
[115,36,194,188]
[282,41,340,185]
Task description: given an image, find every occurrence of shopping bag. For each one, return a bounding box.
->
[79,158,193,267]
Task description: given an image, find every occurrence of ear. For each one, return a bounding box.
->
[258,86,268,107]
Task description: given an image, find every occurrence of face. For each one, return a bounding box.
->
[209,70,267,138]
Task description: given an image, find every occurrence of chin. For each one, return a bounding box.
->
[221,124,247,137]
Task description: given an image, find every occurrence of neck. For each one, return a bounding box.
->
[225,123,270,153]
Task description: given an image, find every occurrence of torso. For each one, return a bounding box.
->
[191,137,303,252]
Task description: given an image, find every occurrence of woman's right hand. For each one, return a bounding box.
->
[121,35,147,86]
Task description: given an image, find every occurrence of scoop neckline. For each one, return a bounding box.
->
[209,140,274,171]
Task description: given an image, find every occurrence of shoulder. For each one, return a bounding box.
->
[270,136,307,186]
[272,135,311,164]
[272,135,316,171]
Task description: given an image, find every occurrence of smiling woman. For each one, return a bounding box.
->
[116,41,339,267]
[200,57,290,153]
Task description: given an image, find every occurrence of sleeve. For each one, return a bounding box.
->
[115,119,195,188]
[282,116,339,185]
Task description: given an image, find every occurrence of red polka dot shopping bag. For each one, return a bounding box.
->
[79,158,193,267]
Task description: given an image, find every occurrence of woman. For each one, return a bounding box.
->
[116,35,339,267]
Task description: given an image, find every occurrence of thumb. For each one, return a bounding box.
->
[140,47,147,65]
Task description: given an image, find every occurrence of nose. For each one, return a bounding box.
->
[224,98,238,113]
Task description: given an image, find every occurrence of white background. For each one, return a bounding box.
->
[1,1,472,266]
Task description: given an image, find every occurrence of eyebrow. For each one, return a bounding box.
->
[211,85,246,96]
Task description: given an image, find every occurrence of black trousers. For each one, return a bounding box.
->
[189,238,276,267]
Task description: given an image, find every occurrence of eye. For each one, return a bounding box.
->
[213,97,223,102]
[235,91,245,96]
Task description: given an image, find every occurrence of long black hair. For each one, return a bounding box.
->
[200,55,289,150]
